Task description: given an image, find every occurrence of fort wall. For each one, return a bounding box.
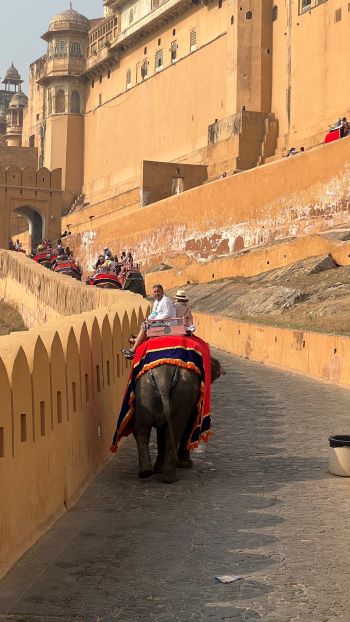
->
[63,135,350,273]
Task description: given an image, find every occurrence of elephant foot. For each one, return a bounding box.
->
[161,466,177,484]
[177,457,193,469]
[153,460,164,474]
[138,468,154,479]
[177,449,193,469]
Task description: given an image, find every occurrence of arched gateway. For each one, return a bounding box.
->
[0,165,62,252]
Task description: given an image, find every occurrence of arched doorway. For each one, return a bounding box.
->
[13,206,45,253]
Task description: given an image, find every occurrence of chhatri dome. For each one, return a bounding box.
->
[2,63,23,87]
[8,91,28,109]
[47,5,90,34]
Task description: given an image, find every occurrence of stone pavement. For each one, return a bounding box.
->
[1,351,350,622]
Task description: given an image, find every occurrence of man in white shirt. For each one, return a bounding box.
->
[122,284,176,359]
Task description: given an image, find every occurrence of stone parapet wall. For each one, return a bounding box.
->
[0,303,146,578]
[0,250,145,328]
[0,250,149,577]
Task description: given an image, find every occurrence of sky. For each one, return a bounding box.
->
[0,1,102,91]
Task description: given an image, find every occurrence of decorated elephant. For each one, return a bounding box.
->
[132,356,224,484]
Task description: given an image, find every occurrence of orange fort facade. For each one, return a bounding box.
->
[14,0,350,215]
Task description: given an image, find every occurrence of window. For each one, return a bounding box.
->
[36,114,40,121]
[218,0,222,7]
[158,38,161,45]
[57,40,67,57]
[55,89,65,113]
[334,7,342,21]
[300,0,312,11]
[129,8,134,24]
[173,28,176,36]
[171,41,177,62]
[190,29,197,52]
[71,41,82,57]
[29,135,35,148]
[107,69,111,79]
[155,49,163,71]
[71,90,81,114]
[141,59,148,79]
[99,74,102,84]
[272,5,278,20]
[91,78,95,88]
[99,93,102,106]
[126,68,132,88]
[144,46,147,54]
[246,10,253,19]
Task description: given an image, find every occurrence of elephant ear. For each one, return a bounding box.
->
[210,357,225,383]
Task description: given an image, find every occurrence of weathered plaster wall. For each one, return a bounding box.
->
[63,136,350,273]
[144,234,350,292]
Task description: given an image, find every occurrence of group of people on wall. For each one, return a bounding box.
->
[91,248,134,279]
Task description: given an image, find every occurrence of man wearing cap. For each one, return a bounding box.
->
[174,290,193,327]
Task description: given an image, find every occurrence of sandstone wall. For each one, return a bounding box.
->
[62,136,350,274]
[0,303,146,579]
[0,250,149,577]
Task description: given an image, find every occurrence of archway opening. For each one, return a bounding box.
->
[12,206,45,254]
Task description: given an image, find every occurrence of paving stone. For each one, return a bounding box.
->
[1,352,350,621]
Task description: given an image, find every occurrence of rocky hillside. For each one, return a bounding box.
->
[168,254,350,335]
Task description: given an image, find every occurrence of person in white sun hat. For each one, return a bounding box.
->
[174,289,194,328]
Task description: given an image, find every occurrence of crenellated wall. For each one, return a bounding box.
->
[0,303,147,578]
[0,250,149,578]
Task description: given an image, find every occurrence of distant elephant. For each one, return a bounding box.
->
[132,357,224,484]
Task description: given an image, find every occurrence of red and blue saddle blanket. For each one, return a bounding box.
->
[110,335,212,453]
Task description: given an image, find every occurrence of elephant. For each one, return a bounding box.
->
[132,356,225,484]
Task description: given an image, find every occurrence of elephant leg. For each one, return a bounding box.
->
[154,426,166,474]
[133,417,153,479]
[177,408,196,468]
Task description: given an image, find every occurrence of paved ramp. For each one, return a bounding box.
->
[1,352,350,621]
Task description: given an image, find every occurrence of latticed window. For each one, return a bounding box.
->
[71,90,81,114]
[155,49,163,71]
[126,68,132,88]
[55,89,65,114]
[190,29,197,52]
[141,60,148,79]
[171,41,177,62]
[56,40,68,57]
[71,41,82,57]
